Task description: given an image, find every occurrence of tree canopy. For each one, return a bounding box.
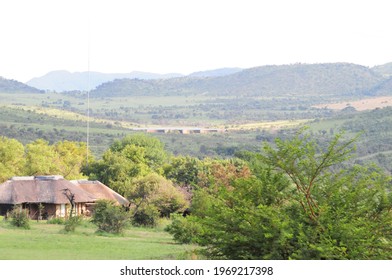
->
[0,137,89,182]
[166,130,392,259]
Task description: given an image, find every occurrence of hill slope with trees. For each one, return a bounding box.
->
[90,63,387,99]
[0,77,43,93]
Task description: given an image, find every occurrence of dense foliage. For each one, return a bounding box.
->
[0,136,89,182]
[167,131,392,259]
[91,200,130,234]
[1,129,391,259]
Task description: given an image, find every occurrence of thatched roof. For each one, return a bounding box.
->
[70,180,129,206]
[0,176,96,205]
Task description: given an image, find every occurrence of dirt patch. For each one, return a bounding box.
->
[313,96,392,111]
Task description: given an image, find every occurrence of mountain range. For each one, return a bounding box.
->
[90,63,392,99]
[2,63,392,98]
[26,68,243,92]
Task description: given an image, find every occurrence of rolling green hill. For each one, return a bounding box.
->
[0,77,43,94]
[91,63,387,99]
[308,106,392,174]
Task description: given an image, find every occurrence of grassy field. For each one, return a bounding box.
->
[312,96,392,111]
[226,119,310,130]
[0,217,197,260]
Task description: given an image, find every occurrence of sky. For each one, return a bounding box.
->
[1,0,392,82]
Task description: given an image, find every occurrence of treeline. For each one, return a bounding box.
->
[1,131,391,259]
[0,137,88,182]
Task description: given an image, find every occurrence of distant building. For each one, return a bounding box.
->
[0,175,128,219]
[136,127,225,134]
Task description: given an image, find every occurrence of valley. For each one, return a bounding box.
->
[1,62,392,171]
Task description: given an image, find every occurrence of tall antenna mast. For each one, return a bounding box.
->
[86,16,91,167]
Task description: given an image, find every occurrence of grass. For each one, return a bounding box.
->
[227,119,311,130]
[0,218,197,260]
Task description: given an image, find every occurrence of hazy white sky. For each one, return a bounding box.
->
[1,0,391,82]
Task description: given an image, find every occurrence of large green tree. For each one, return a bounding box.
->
[24,139,88,179]
[0,137,25,182]
[54,140,89,179]
[130,173,188,226]
[24,139,59,176]
[84,134,168,196]
[110,134,167,173]
[167,131,392,259]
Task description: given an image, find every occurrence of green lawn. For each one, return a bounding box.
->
[0,218,197,260]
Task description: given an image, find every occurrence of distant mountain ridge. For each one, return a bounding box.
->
[26,70,184,92]
[0,76,43,93]
[90,63,388,99]
[189,68,243,77]
[26,68,244,92]
[5,62,392,98]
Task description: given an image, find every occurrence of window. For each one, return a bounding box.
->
[60,204,66,217]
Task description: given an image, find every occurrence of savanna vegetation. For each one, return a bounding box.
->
[1,63,392,259]
[1,129,391,259]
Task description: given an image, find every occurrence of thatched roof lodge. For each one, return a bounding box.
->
[0,175,128,219]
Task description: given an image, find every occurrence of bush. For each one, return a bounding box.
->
[132,204,160,227]
[9,206,30,229]
[91,200,130,234]
[165,214,203,244]
[129,173,189,227]
[64,216,82,232]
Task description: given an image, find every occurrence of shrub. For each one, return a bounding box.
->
[64,216,82,232]
[151,183,189,218]
[91,200,130,234]
[129,173,189,227]
[132,204,160,227]
[9,206,30,229]
[165,214,203,244]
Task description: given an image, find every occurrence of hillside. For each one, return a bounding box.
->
[367,76,392,96]
[90,63,386,99]
[372,62,392,77]
[308,106,392,174]
[0,77,43,93]
[189,67,243,77]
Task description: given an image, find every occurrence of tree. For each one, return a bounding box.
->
[196,158,252,190]
[24,139,90,179]
[261,129,358,221]
[186,166,293,259]
[54,140,90,179]
[110,134,167,173]
[167,130,392,259]
[164,156,202,187]
[0,137,25,182]
[84,134,168,196]
[24,139,60,176]
[84,148,150,197]
[129,173,188,226]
